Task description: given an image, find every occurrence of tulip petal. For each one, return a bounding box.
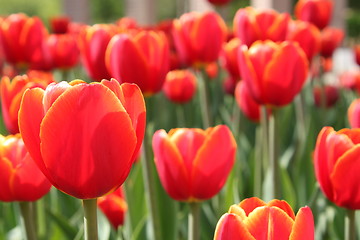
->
[40,83,137,199]
[339,128,360,145]
[191,125,236,200]
[267,199,296,220]
[0,157,14,201]
[153,130,190,201]
[214,213,255,240]
[331,144,360,209]
[228,204,247,221]
[238,197,267,216]
[289,206,314,240]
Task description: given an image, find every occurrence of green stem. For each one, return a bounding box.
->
[198,70,212,128]
[269,108,280,199]
[19,201,37,240]
[176,103,186,127]
[345,209,356,240]
[260,106,269,178]
[254,125,263,197]
[83,199,98,240]
[188,202,201,240]
[141,130,162,240]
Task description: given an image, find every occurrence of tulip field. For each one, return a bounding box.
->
[1,0,360,239]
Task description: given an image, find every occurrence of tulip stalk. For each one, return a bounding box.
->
[188,202,201,240]
[269,108,280,199]
[260,106,269,197]
[198,70,212,128]
[345,209,356,240]
[19,201,37,240]
[83,198,98,240]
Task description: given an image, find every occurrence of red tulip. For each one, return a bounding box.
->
[18,79,146,199]
[1,73,54,134]
[207,0,232,6]
[106,30,170,96]
[320,27,344,59]
[238,40,308,107]
[354,45,360,66]
[48,33,79,70]
[0,134,51,202]
[295,0,333,30]
[220,38,241,80]
[163,69,197,104]
[78,24,117,81]
[233,7,290,47]
[286,20,321,63]
[314,127,360,209]
[172,11,227,67]
[339,71,360,90]
[235,81,263,122]
[0,13,49,70]
[152,125,236,202]
[313,85,339,108]
[98,187,127,229]
[50,16,70,34]
[223,76,238,96]
[214,197,314,240]
[348,99,360,128]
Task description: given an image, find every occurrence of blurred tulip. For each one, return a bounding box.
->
[98,187,127,229]
[348,99,360,128]
[220,38,241,80]
[238,40,308,107]
[152,125,236,202]
[295,0,333,30]
[19,79,146,199]
[320,27,344,59]
[314,127,360,209]
[235,81,263,122]
[313,85,339,108]
[207,0,231,6]
[339,71,360,90]
[0,134,51,202]
[1,73,54,134]
[354,45,360,66]
[214,197,314,240]
[106,30,170,96]
[163,69,197,104]
[172,11,227,67]
[48,33,79,70]
[223,76,238,95]
[233,7,289,47]
[115,17,138,32]
[286,20,321,63]
[78,24,117,81]
[205,62,219,79]
[50,16,70,34]
[0,13,49,70]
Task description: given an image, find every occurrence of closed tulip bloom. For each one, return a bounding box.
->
[172,11,227,67]
[18,79,146,199]
[0,134,51,202]
[163,69,197,104]
[152,125,236,202]
[313,85,339,108]
[286,20,321,63]
[48,33,79,69]
[238,40,308,107]
[320,27,344,59]
[314,127,360,209]
[220,38,241,80]
[235,81,263,122]
[98,187,127,229]
[106,30,170,96]
[50,16,70,34]
[1,73,54,134]
[78,24,117,81]
[214,197,314,240]
[295,0,333,30]
[233,7,290,47]
[348,99,360,128]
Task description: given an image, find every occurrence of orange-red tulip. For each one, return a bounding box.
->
[48,33,79,70]
[1,73,54,134]
[233,7,289,47]
[295,0,333,30]
[163,69,197,104]
[320,27,344,59]
[172,11,227,67]
[235,81,263,122]
[78,24,117,81]
[313,85,339,108]
[98,187,127,229]
[0,134,51,202]
[286,20,321,63]
[0,13,49,70]
[214,197,314,240]
[152,125,236,202]
[238,40,308,107]
[18,79,146,199]
[314,127,360,209]
[220,38,241,80]
[106,30,170,96]
[348,99,360,128]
